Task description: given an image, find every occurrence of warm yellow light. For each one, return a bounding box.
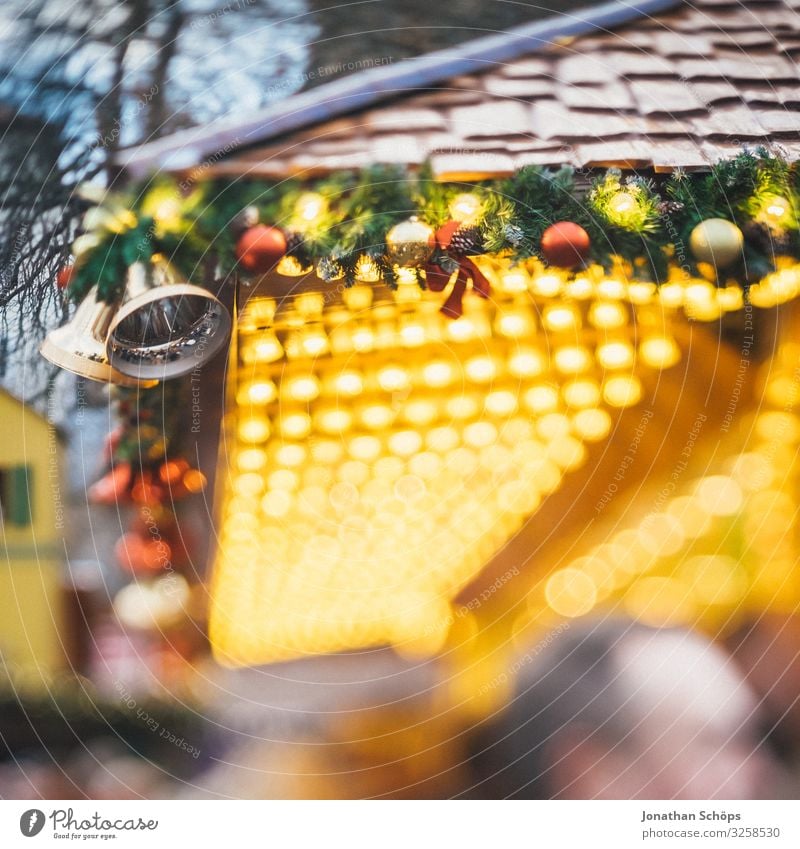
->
[268,469,299,491]
[763,195,791,222]
[537,412,571,440]
[311,439,344,465]
[279,412,312,439]
[422,360,456,388]
[637,513,685,556]
[378,364,411,393]
[545,568,597,617]
[497,480,540,515]
[404,400,438,426]
[684,282,718,317]
[295,292,325,319]
[446,317,476,343]
[427,426,459,453]
[564,276,593,299]
[496,309,534,339]
[296,192,326,223]
[562,379,601,409]
[399,319,427,347]
[446,394,480,420]
[315,408,353,434]
[603,374,642,407]
[589,301,627,329]
[241,333,283,364]
[596,278,626,300]
[465,355,497,384]
[237,448,268,471]
[274,442,307,467]
[543,305,579,332]
[360,403,395,430]
[523,384,559,414]
[345,436,380,463]
[485,390,518,417]
[464,421,498,448]
[547,435,587,471]
[531,273,562,297]
[283,374,320,402]
[694,475,743,516]
[238,417,270,443]
[449,192,482,223]
[571,408,612,441]
[716,286,743,312]
[354,255,382,283]
[262,489,293,518]
[298,326,329,358]
[508,347,545,378]
[554,346,591,374]
[277,255,309,277]
[627,281,657,304]
[607,190,637,223]
[331,370,364,397]
[342,285,374,312]
[664,495,710,539]
[755,411,800,442]
[349,324,376,352]
[597,341,634,370]
[498,269,529,292]
[239,298,276,330]
[238,380,277,405]
[234,472,264,497]
[389,430,423,457]
[640,336,680,369]
[658,282,684,308]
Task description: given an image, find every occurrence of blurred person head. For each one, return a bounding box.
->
[468,619,781,799]
[728,614,800,761]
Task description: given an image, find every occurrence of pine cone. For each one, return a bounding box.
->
[284,230,305,255]
[743,221,792,257]
[449,225,483,256]
[284,230,315,269]
[657,200,684,217]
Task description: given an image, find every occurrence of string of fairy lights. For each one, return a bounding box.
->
[513,340,800,648]
[210,274,689,663]
[59,148,799,323]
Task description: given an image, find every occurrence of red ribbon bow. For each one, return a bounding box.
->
[423,222,491,319]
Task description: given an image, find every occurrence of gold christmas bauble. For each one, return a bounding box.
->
[385,217,435,267]
[689,218,744,269]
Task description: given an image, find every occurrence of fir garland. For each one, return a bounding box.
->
[66,147,800,304]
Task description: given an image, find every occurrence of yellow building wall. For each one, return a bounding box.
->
[0,390,64,676]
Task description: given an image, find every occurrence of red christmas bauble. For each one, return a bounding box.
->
[235,225,287,274]
[540,222,591,268]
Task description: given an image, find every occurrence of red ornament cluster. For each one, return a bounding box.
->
[232,218,591,314]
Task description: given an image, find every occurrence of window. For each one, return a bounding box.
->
[0,466,33,527]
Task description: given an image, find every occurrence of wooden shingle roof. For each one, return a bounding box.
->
[119,0,800,180]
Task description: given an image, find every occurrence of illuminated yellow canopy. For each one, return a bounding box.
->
[209,258,800,666]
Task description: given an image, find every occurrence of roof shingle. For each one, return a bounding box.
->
[122,0,800,178]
